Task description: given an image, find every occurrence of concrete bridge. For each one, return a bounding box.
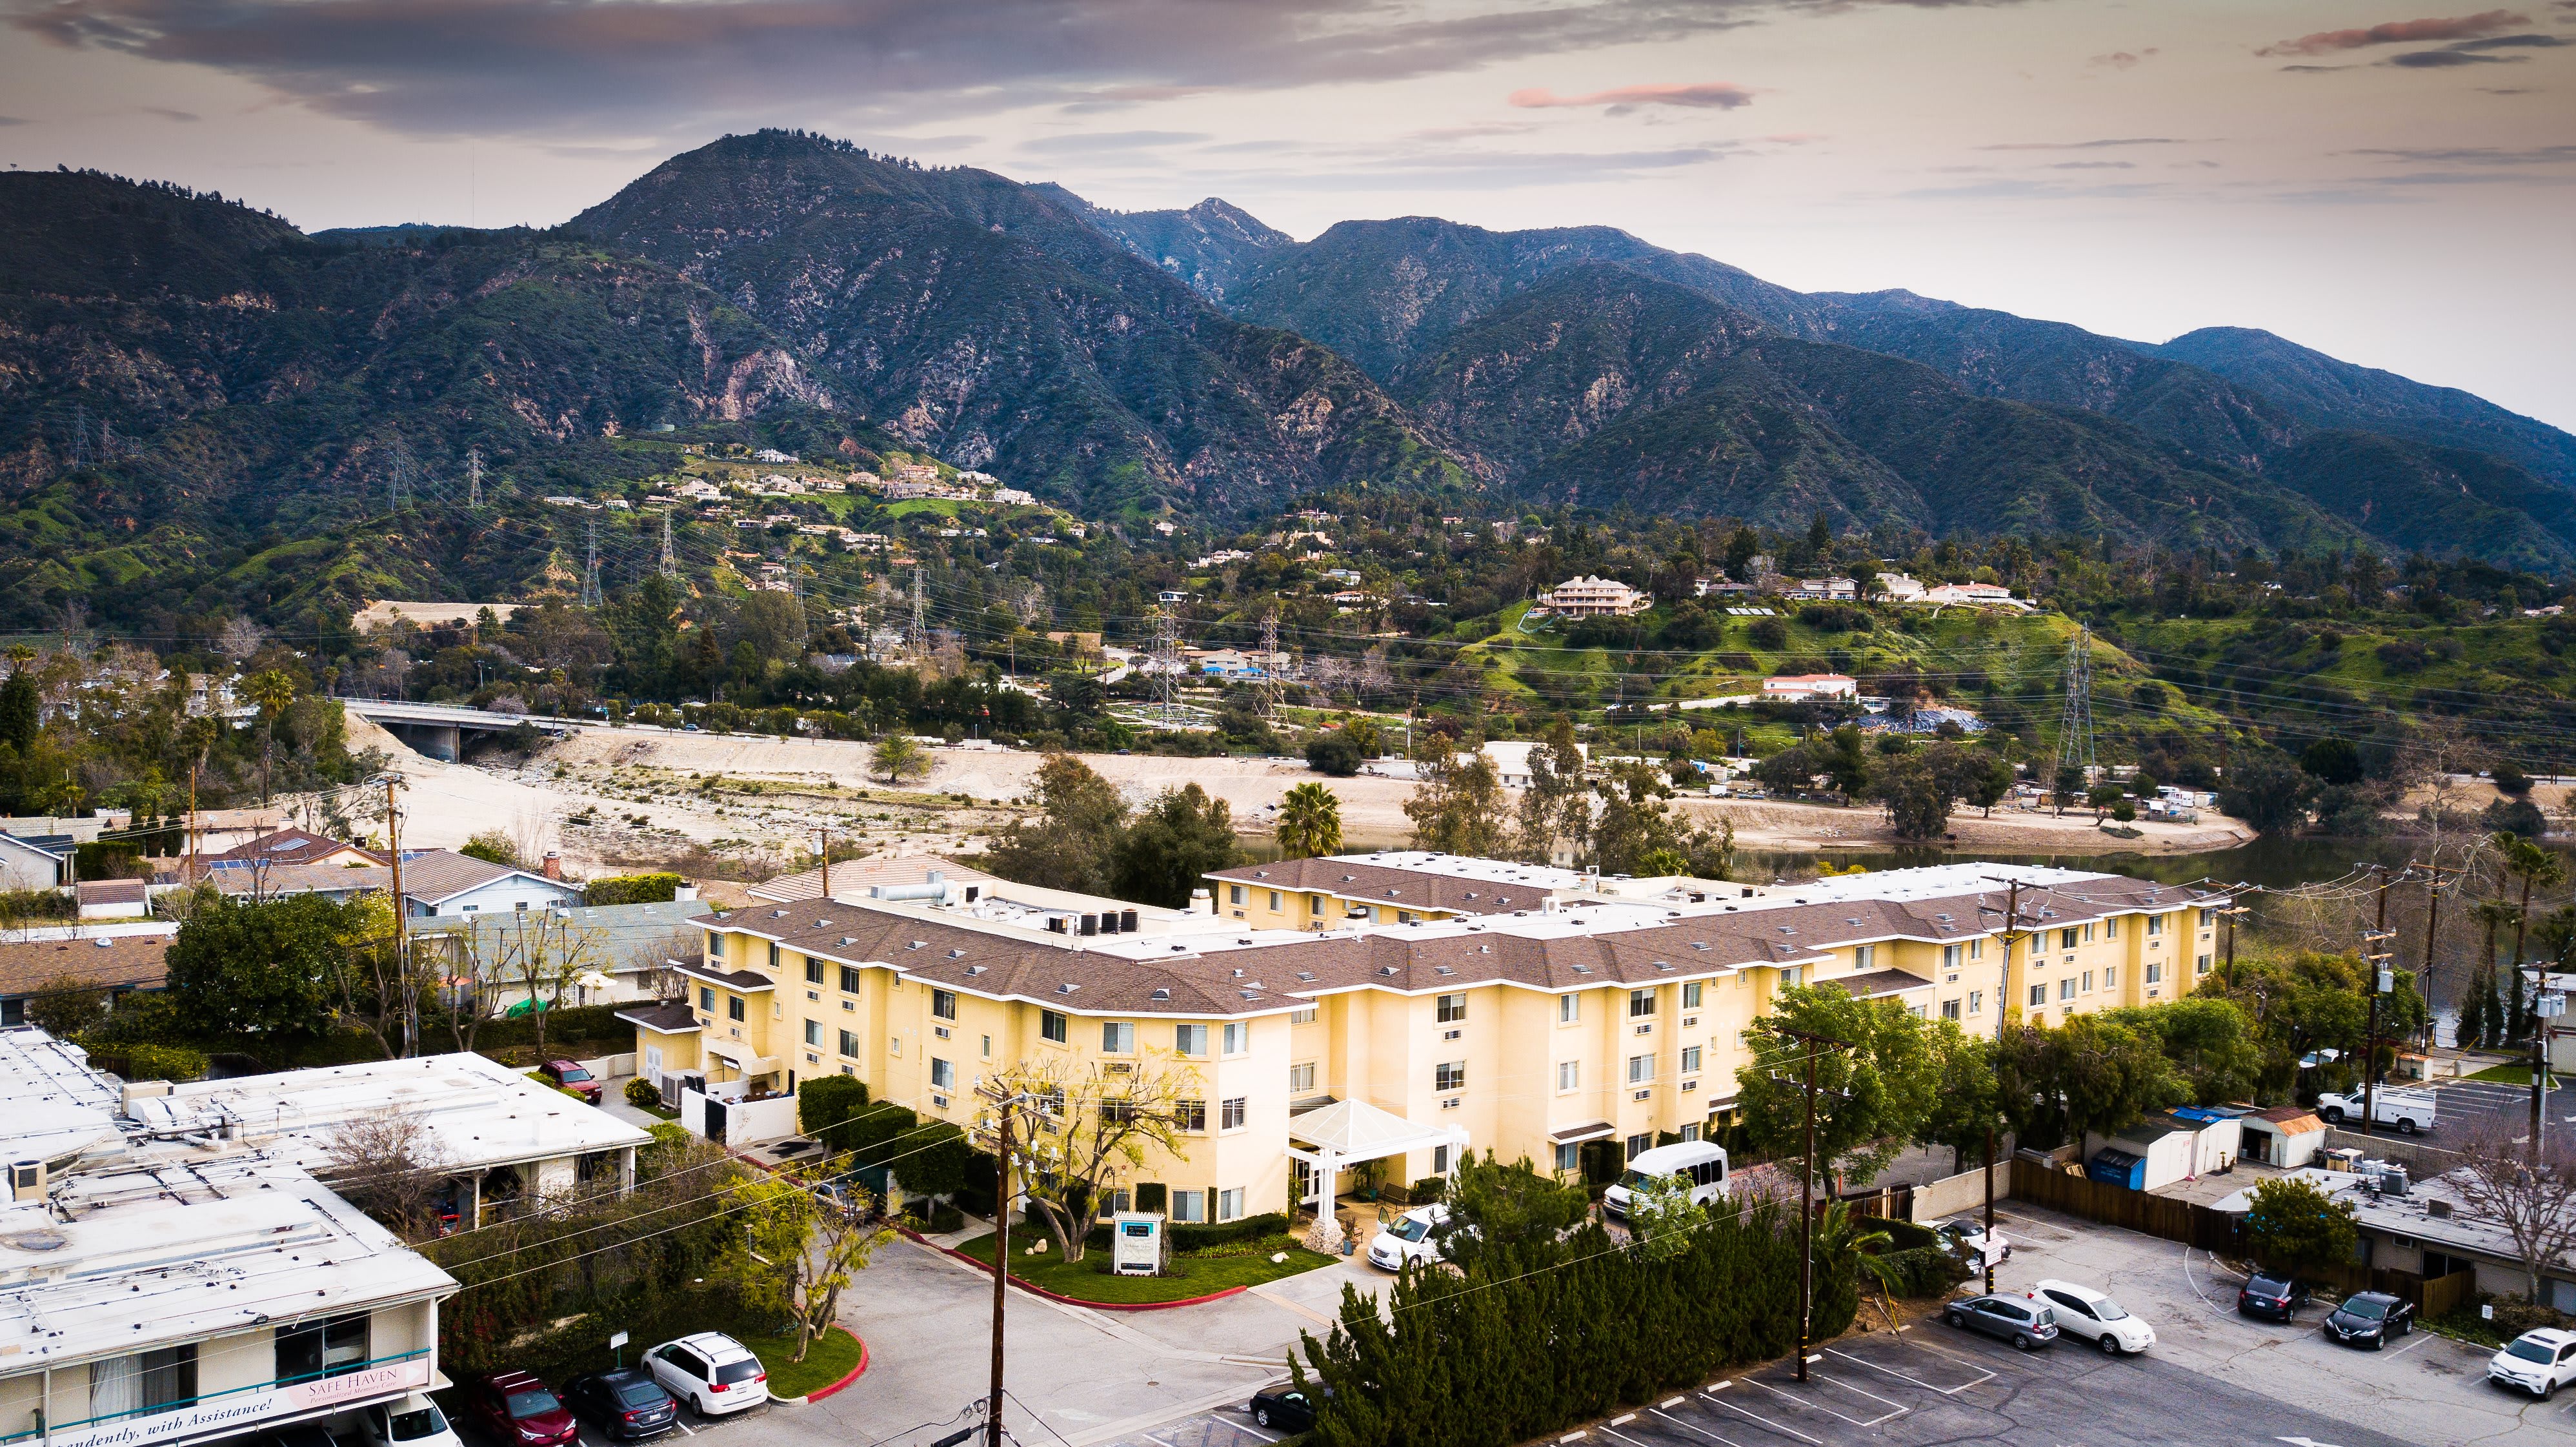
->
[341,699,573,762]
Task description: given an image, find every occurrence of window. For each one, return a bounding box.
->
[1311,896,1325,915]
[982,1034,993,1057]
[1291,1007,1319,1026]
[931,1058,954,1089]
[1855,945,1875,969]
[1438,992,1467,1022]
[1289,1062,1316,1093]
[1041,1009,1068,1044]
[1171,1189,1207,1223]
[1175,1024,1210,1057]
[1555,1142,1581,1173]
[2146,961,2163,984]
[1626,1133,1653,1160]
[1558,1060,1579,1093]
[1969,990,1984,1014]
[1558,993,1579,1024]
[1684,980,1703,1007]
[94,1344,198,1420]
[1682,1045,1702,1075]
[768,942,781,971]
[2197,953,2213,975]
[1432,1145,1451,1175]
[1969,938,1984,958]
[1942,944,1961,969]
[1229,884,1246,905]
[707,932,725,959]
[932,989,958,1020]
[2059,978,2076,1002]
[727,997,745,1022]
[2082,971,2094,992]
[1627,1053,1656,1083]
[2104,918,2119,938]
[2200,908,2217,929]
[2148,913,2164,936]
[1397,911,1415,924]
[2084,922,2097,942]
[806,959,825,984]
[1942,998,1961,1020]
[839,1029,860,1057]
[1629,988,1657,1018]
[274,1313,365,1384]
[1436,1061,1467,1091]
[1103,1022,1136,1053]
[2060,927,2079,951]
[2029,983,2048,1008]
[1269,891,1282,911]
[1176,1098,1207,1131]
[1223,1022,1248,1055]
[2104,964,2117,988]
[840,966,862,993]
[1220,1097,1247,1131]
[1218,1187,1245,1222]
[698,986,714,1013]
[803,1020,821,1046]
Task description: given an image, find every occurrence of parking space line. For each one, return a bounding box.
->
[1744,1377,1905,1428]
[1700,1392,1821,1445]
[1821,1345,1995,1395]
[1647,1408,1744,1447]
[2385,1333,2435,1358]
[1218,1418,1278,1444]
[1598,1424,1658,1447]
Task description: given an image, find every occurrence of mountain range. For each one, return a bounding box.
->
[5,128,2575,629]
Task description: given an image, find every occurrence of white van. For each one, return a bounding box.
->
[1603,1141,1729,1219]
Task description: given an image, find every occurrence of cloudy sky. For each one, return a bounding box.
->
[4,0,2571,428]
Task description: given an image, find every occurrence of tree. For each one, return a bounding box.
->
[1511,716,1591,864]
[166,892,348,1040]
[2448,1113,2576,1302]
[459,829,519,866]
[0,663,35,758]
[870,729,932,785]
[1915,1022,2000,1174]
[2085,784,2124,824]
[1305,733,1362,777]
[1585,763,1732,877]
[2497,832,2564,1033]
[1964,751,2014,818]
[2050,764,2085,817]
[2300,737,2365,788]
[243,669,298,804]
[722,1166,896,1361]
[1110,784,1245,907]
[2241,1176,2359,1280]
[1404,753,1511,858]
[485,907,609,1055]
[985,1055,1201,1262]
[323,1106,450,1237]
[1735,984,1940,1191]
[2218,749,2313,835]
[1276,782,1344,860]
[1624,1164,1707,1263]
[1867,742,1977,841]
[2107,996,2262,1105]
[984,752,1129,895]
[1438,1150,1594,1270]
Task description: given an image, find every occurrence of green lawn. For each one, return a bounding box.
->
[951,1232,1338,1304]
[739,1324,864,1399]
[886,498,962,520]
[2464,1063,2557,1087]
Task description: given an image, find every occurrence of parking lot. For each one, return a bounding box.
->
[2415,1078,2570,1141]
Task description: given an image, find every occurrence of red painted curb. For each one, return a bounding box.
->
[903,1228,1254,1311]
[801,1330,869,1403]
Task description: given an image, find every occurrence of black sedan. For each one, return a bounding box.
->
[2324,1291,2416,1349]
[563,1369,681,1440]
[1942,1294,2059,1351]
[1249,1383,1330,1433]
[2237,1274,2311,1323]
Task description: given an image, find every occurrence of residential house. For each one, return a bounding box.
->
[1786,577,1858,602]
[202,849,583,919]
[0,927,172,1026]
[203,826,384,872]
[1538,576,1651,618]
[1762,673,1859,702]
[0,831,71,891]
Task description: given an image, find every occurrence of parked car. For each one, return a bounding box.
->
[356,1394,462,1447]
[1943,1293,2058,1351]
[2026,1280,2155,1357]
[1248,1382,1331,1432]
[1926,1217,2012,1268]
[536,1059,602,1104]
[645,1332,769,1415]
[1603,1141,1730,1219]
[468,1371,578,1447]
[2322,1291,2415,1349]
[1366,1204,1454,1271]
[2489,1328,2576,1398]
[2236,1273,2311,1323]
[564,1368,681,1439]
[2314,1088,2435,1135]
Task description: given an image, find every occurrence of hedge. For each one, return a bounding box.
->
[1298,1199,1855,1447]
[1078,1211,1294,1253]
[585,873,684,906]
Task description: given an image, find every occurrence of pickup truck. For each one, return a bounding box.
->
[2315,1088,2435,1135]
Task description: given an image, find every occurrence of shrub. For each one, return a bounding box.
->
[586,873,684,906]
[1747,617,1790,651]
[2493,762,2533,796]
[1306,734,1362,776]
[1409,1176,1449,1205]
[625,1077,665,1109]
[798,1073,869,1137]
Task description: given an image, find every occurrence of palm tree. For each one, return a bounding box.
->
[243,670,299,804]
[1275,782,1343,860]
[2470,900,2519,1047]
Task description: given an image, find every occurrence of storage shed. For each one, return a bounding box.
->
[2239,1105,2328,1169]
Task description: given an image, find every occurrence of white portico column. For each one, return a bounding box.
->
[1303,1148,1345,1253]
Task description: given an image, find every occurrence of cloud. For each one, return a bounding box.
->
[1975,137,2188,150]
[2257,9,2528,56]
[2046,159,2135,169]
[140,105,198,120]
[2447,30,2568,44]
[2345,143,2576,163]
[1018,130,1210,154]
[1508,81,1757,111]
[0,116,27,125]
[2387,46,2523,61]
[2088,48,2157,68]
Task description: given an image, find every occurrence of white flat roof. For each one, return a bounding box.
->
[0,1027,126,1166]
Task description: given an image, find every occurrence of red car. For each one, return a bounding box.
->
[536,1060,601,1104]
[471,1371,578,1447]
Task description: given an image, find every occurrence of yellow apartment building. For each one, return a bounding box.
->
[622,860,2222,1226]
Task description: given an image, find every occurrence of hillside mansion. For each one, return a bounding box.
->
[625,855,2224,1224]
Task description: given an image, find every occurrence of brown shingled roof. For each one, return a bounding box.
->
[0,935,170,997]
[1205,858,1547,915]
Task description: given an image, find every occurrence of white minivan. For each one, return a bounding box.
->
[1603,1141,1729,1219]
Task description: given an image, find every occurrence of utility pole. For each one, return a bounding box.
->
[2418,862,2451,1048]
[581,520,603,609]
[817,827,832,904]
[383,774,414,1055]
[1771,1026,1849,1385]
[969,1082,1027,1447]
[2360,865,2397,1140]
[467,446,484,507]
[2528,974,2566,1164]
[185,760,199,884]
[2218,893,2248,993]
[1978,876,2038,1296]
[658,512,678,579]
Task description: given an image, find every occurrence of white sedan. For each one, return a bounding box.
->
[2028,1279,2156,1356]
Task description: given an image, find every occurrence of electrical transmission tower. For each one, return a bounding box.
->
[1259,610,1283,718]
[658,513,678,578]
[907,568,928,657]
[385,439,417,513]
[1151,606,1182,726]
[68,405,90,470]
[2046,622,2098,790]
[466,447,484,507]
[580,519,602,608]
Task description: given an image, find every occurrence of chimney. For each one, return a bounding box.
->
[541,850,563,880]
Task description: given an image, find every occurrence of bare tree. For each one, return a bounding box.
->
[323,1106,451,1238]
[2446,1112,2576,1302]
[488,910,609,1056]
[982,1054,1202,1263]
[218,616,270,663]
